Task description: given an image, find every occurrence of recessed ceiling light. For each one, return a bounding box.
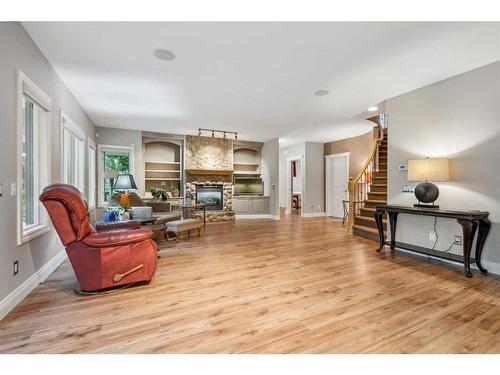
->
[368,106,378,112]
[314,89,330,96]
[153,49,176,61]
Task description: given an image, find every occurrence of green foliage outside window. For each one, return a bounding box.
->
[104,153,129,201]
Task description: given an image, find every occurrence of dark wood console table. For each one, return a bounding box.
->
[374,204,490,278]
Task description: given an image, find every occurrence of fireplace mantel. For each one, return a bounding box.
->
[185,168,233,176]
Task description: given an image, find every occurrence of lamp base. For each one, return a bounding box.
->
[414,203,439,209]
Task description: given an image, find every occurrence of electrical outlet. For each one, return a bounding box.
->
[402,184,415,193]
[429,232,437,242]
[13,261,19,276]
[453,235,462,246]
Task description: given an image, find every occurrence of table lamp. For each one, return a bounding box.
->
[113,174,138,211]
[407,158,449,208]
[104,169,119,194]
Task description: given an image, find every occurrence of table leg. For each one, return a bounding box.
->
[475,218,491,274]
[375,209,386,252]
[388,212,398,250]
[457,219,478,278]
[204,206,206,227]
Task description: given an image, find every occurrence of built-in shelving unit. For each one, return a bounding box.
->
[233,143,263,195]
[143,140,183,194]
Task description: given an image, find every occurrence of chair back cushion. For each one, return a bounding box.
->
[40,184,94,245]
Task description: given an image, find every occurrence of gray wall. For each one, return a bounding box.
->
[261,138,280,217]
[304,142,325,214]
[0,23,96,304]
[387,61,500,268]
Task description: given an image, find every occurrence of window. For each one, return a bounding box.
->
[97,144,134,206]
[17,70,51,245]
[61,112,85,193]
[88,138,97,209]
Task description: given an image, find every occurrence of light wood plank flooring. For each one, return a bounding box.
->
[1,215,500,353]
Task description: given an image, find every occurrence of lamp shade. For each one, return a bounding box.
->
[407,158,450,182]
[104,169,119,179]
[113,174,138,190]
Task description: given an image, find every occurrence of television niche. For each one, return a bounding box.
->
[196,185,223,210]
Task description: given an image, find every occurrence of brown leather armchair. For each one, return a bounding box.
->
[40,184,158,292]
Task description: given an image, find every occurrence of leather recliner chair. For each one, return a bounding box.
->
[40,183,158,292]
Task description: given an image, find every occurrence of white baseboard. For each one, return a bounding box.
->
[301,212,327,218]
[394,246,500,276]
[0,249,67,321]
[235,214,280,220]
[477,260,500,276]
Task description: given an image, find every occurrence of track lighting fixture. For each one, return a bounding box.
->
[197,128,239,140]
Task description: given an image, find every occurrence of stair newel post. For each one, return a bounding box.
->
[348,177,355,232]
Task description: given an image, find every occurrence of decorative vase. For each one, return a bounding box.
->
[103,212,116,222]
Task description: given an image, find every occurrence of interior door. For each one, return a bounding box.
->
[326,155,348,218]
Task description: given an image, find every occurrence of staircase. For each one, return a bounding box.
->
[348,114,387,241]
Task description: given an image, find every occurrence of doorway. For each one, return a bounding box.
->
[325,153,349,218]
[286,156,303,215]
[290,159,302,214]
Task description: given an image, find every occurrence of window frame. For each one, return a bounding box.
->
[87,137,97,210]
[60,110,86,193]
[16,70,52,245]
[97,144,135,207]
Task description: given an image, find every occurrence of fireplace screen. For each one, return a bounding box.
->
[196,185,223,210]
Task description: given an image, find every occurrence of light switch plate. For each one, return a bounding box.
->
[11,183,17,196]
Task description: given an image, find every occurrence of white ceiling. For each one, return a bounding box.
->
[23,22,500,146]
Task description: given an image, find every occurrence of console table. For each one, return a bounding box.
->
[374,204,490,277]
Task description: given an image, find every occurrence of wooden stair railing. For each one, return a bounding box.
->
[347,114,387,232]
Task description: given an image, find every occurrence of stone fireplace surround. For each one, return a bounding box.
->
[184,135,236,222]
[185,180,235,222]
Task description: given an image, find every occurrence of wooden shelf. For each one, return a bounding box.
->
[145,169,180,173]
[233,162,259,166]
[145,161,180,164]
[234,171,261,175]
[145,178,180,181]
[186,168,233,176]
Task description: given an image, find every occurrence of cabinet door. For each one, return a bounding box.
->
[234,199,250,213]
[252,198,266,213]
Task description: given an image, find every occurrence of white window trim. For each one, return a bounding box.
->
[87,137,97,210]
[97,144,135,207]
[60,111,86,193]
[16,70,52,246]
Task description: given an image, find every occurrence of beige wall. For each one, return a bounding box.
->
[324,129,375,178]
[0,22,96,316]
[387,61,500,270]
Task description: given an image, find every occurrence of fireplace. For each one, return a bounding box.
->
[196,185,223,210]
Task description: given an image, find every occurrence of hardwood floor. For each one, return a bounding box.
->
[1,215,500,354]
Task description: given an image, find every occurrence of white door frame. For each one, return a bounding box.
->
[325,152,350,218]
[286,155,304,215]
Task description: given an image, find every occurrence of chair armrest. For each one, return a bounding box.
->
[95,220,141,232]
[82,229,153,248]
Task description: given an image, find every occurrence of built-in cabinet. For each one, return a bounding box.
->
[233,196,270,214]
